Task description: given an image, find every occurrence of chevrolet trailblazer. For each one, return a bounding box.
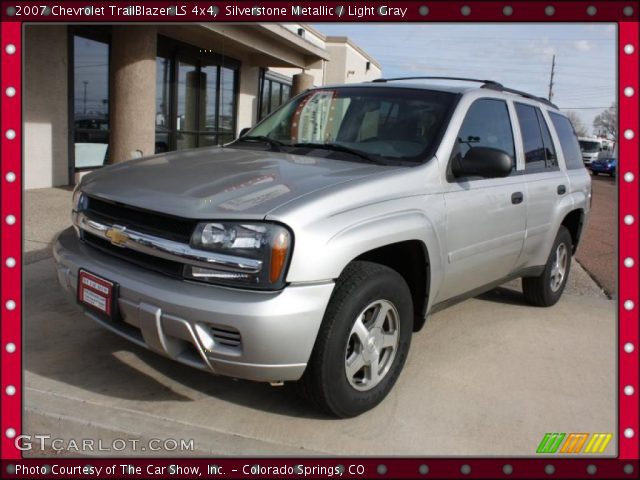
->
[55,77,591,417]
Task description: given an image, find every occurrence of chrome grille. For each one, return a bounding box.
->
[74,211,263,273]
[85,196,197,243]
[83,232,184,278]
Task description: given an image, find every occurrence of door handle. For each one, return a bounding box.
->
[557,185,566,195]
[511,192,524,205]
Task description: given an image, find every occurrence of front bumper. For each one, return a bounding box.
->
[54,227,334,382]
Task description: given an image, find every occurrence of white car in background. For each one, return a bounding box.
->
[578,136,614,165]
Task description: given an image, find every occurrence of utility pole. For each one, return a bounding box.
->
[548,55,556,102]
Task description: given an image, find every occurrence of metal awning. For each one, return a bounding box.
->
[157,24,330,69]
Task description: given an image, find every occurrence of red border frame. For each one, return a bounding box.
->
[1,1,638,477]
[1,16,22,464]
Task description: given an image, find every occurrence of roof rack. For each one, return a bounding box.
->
[370,76,558,109]
[481,83,558,109]
[371,76,502,88]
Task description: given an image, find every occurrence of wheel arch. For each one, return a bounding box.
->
[351,240,431,332]
[561,208,585,254]
[284,207,445,327]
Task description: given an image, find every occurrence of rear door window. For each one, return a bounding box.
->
[536,110,558,167]
[549,113,585,170]
[515,103,558,171]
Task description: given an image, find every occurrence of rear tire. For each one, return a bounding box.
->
[298,261,413,418]
[522,226,572,307]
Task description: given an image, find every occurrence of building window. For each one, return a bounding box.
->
[258,70,292,121]
[219,67,237,145]
[73,33,110,170]
[155,56,171,153]
[156,37,240,153]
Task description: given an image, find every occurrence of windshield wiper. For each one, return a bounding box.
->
[293,142,384,165]
[238,135,285,151]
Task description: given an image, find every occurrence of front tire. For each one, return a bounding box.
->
[298,261,413,418]
[522,226,572,307]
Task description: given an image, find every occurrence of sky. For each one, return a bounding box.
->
[313,23,616,134]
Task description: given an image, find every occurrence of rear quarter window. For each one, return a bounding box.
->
[549,112,585,170]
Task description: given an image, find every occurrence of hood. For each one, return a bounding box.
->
[81,147,397,219]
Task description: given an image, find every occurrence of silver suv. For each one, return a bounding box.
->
[55,77,591,417]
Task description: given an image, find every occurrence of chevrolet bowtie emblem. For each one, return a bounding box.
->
[105,226,129,247]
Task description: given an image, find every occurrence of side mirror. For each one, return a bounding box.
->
[451,147,513,179]
[239,127,251,137]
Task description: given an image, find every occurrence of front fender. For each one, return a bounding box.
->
[282,197,447,314]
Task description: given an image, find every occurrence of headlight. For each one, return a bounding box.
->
[71,186,87,236]
[71,186,87,212]
[186,222,293,290]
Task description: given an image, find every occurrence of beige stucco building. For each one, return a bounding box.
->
[23,24,381,189]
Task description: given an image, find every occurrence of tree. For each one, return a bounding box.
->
[593,102,617,140]
[564,111,589,137]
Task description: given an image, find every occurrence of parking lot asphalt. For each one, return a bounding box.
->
[24,254,615,457]
[575,174,616,296]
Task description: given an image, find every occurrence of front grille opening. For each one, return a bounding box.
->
[177,343,208,370]
[85,196,197,243]
[211,326,242,348]
[83,232,184,278]
[92,311,145,344]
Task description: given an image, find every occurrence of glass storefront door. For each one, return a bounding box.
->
[155,38,239,153]
[71,30,240,176]
[176,60,200,150]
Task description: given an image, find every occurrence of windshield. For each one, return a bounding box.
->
[579,140,600,153]
[237,87,456,164]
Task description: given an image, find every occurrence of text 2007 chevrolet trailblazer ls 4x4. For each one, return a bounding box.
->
[55,77,591,417]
